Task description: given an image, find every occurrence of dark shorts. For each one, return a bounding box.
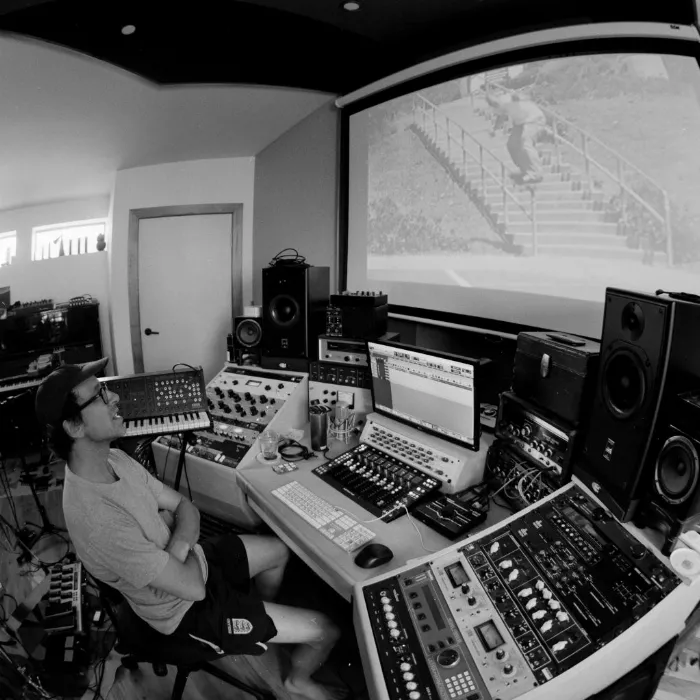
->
[177,534,278,656]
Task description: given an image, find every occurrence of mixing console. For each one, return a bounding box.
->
[358,483,684,700]
[313,443,441,522]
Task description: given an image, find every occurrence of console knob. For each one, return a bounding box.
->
[460,583,470,595]
[265,385,271,391]
[278,383,284,389]
[630,544,647,560]
[495,649,506,661]
[503,664,515,676]
[436,649,460,668]
[467,596,477,606]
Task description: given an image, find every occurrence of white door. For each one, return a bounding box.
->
[138,214,232,383]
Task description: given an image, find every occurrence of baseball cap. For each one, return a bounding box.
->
[35,357,109,428]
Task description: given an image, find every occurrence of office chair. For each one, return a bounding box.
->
[94,578,275,700]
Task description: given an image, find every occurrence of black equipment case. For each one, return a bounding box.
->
[512,331,600,425]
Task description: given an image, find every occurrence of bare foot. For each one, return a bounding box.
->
[284,677,348,700]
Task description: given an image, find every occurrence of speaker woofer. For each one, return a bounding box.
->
[654,435,699,505]
[602,348,646,419]
[269,294,300,328]
[235,318,262,347]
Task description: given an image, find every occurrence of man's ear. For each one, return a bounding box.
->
[62,417,84,440]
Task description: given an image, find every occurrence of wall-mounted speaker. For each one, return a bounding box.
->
[576,288,700,522]
[262,265,329,359]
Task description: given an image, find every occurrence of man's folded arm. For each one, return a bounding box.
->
[150,550,206,601]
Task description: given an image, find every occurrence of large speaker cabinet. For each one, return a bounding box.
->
[577,288,700,522]
[262,265,329,359]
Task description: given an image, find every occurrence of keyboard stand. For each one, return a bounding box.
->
[173,430,196,494]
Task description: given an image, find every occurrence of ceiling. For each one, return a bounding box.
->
[0,0,697,213]
[0,0,697,94]
[0,34,331,212]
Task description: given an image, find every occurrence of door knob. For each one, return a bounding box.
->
[144,328,159,336]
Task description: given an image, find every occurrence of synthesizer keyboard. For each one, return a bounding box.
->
[0,373,43,395]
[271,481,376,552]
[103,368,212,438]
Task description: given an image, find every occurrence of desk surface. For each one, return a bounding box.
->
[236,431,507,602]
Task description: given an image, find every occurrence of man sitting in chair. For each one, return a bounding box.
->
[35,358,343,700]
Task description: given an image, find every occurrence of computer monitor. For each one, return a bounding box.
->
[366,339,479,451]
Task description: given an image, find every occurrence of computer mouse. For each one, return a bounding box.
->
[354,543,394,569]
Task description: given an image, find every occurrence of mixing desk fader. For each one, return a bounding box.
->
[356,482,694,700]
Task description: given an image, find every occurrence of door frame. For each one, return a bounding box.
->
[127,204,243,374]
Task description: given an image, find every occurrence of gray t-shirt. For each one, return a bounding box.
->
[63,449,207,635]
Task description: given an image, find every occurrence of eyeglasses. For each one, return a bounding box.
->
[76,383,110,412]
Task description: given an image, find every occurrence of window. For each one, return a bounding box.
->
[32,219,106,261]
[0,231,17,267]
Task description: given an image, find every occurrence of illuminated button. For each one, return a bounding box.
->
[507,570,520,582]
[542,589,553,600]
[400,663,412,672]
[380,597,391,604]
[553,640,570,652]
[518,587,533,598]
[385,613,396,620]
[525,598,538,610]
[383,605,393,612]
[540,620,554,634]
[499,559,513,570]
[406,682,418,691]
[536,580,545,591]
[403,673,415,681]
[390,629,401,638]
[388,621,398,629]
[548,600,561,610]
[489,543,500,555]
[532,610,547,620]
[556,612,570,623]
[409,692,421,700]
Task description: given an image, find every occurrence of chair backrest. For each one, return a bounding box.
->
[91,574,223,666]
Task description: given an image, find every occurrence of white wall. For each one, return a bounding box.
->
[253,100,339,303]
[109,158,255,375]
[0,195,113,369]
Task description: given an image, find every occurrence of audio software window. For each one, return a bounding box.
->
[368,342,476,447]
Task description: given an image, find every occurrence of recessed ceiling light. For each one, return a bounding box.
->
[342,1,361,11]
[121,25,136,35]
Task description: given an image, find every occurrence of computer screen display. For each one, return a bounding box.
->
[367,339,479,450]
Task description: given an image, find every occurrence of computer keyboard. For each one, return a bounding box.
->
[271,481,376,553]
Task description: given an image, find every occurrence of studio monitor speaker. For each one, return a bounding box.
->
[634,392,700,553]
[262,265,330,359]
[577,288,700,522]
[231,316,263,365]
